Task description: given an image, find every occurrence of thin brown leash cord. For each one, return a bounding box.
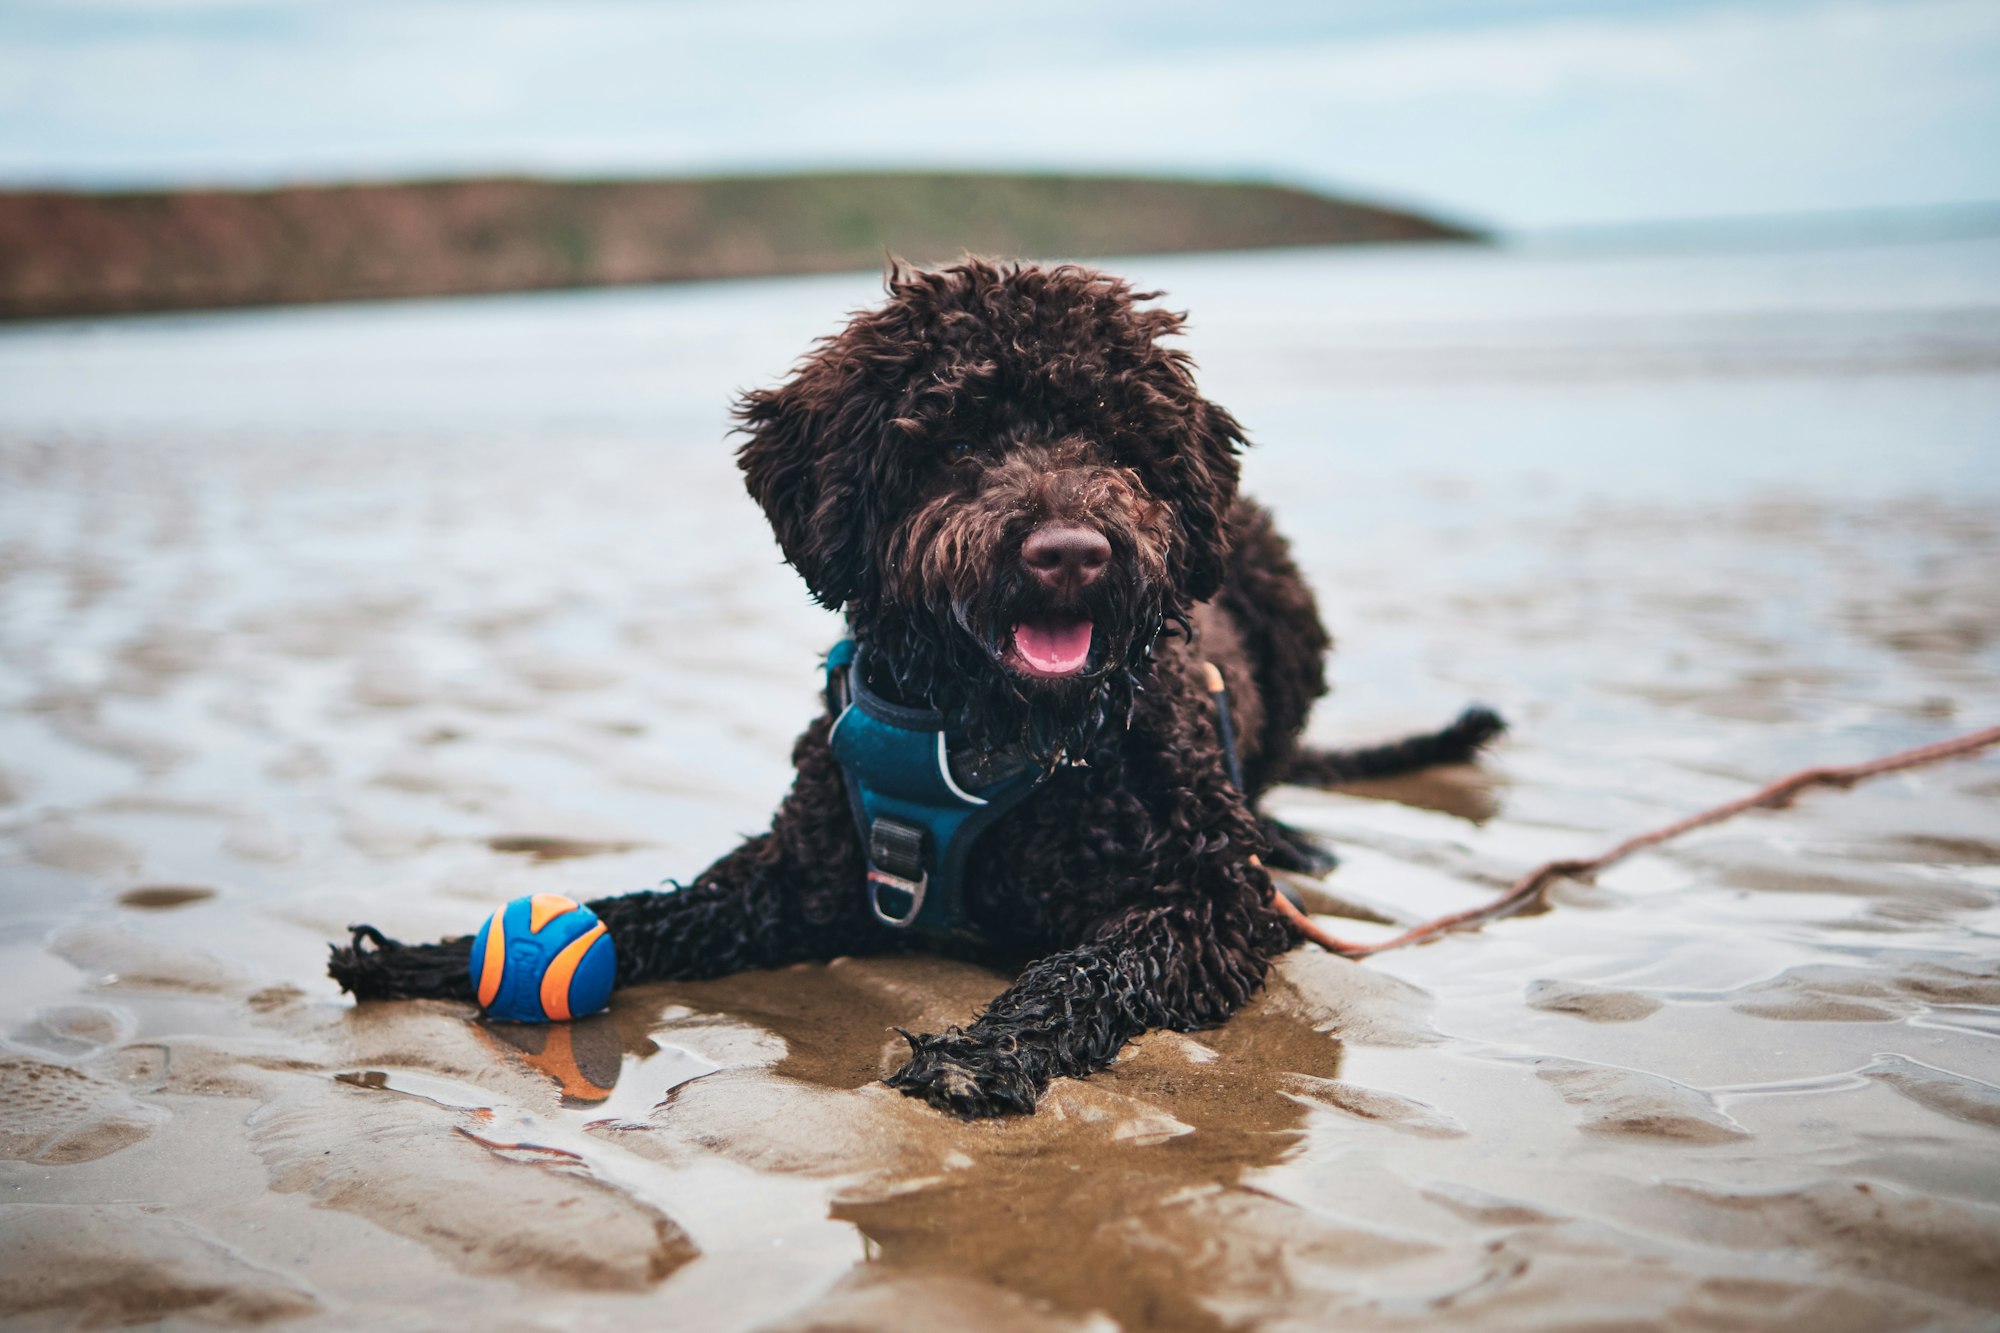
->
[1271,724,2000,959]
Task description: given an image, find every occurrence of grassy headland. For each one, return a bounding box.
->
[0,172,1477,319]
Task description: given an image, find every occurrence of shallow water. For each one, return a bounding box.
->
[1,237,1998,1330]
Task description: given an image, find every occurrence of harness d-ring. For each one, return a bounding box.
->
[868,867,929,927]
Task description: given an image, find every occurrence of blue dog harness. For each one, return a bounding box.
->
[824,640,1048,940]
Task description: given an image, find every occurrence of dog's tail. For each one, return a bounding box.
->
[1282,705,1505,788]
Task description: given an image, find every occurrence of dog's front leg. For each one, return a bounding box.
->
[329,715,878,1000]
[885,661,1303,1117]
[885,892,1290,1118]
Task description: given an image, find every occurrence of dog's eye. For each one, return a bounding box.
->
[945,441,977,462]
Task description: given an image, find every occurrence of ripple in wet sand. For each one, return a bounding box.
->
[24,820,141,877]
[1660,1179,2000,1312]
[1728,957,2000,1024]
[117,884,217,910]
[1282,1073,1468,1138]
[51,922,245,995]
[1862,1054,2000,1131]
[0,1205,319,1326]
[1524,978,1664,1023]
[0,1054,166,1164]
[487,834,646,861]
[251,1081,698,1290]
[1536,1058,1749,1143]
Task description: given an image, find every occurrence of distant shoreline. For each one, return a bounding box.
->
[1513,199,2000,255]
[0,171,1478,320]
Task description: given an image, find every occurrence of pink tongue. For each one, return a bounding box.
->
[1014,619,1094,675]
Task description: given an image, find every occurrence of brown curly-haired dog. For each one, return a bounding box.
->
[329,260,1501,1117]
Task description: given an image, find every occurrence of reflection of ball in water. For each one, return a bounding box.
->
[478,1014,624,1103]
[468,894,616,1023]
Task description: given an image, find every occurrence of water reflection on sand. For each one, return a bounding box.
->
[1,237,1997,1330]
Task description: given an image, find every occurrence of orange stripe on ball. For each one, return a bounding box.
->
[538,922,606,1022]
[476,912,507,1008]
[528,893,579,934]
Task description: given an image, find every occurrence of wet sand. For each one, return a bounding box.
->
[2,237,1998,1329]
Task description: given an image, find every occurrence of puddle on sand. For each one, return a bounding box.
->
[333,1067,498,1115]
[475,1009,723,1117]
[338,992,729,1122]
[830,993,1347,1333]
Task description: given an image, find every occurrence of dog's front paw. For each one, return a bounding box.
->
[884,1028,1039,1118]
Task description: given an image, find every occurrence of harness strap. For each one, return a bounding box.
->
[1208,660,1305,913]
[1202,661,1246,791]
[825,640,1044,941]
[825,641,1262,941]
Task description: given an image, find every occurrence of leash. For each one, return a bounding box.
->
[1275,723,2000,959]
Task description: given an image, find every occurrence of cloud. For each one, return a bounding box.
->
[1,0,1996,227]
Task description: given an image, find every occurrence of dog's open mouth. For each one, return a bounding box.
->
[1007,617,1094,679]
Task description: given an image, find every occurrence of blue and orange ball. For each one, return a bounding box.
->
[468,894,616,1023]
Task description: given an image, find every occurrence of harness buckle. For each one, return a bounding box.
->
[866,817,930,928]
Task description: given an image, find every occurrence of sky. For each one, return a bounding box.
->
[2,0,1997,230]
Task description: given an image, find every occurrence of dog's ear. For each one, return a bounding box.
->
[734,355,884,610]
[1170,395,1246,602]
[1121,315,1246,603]
[737,263,937,610]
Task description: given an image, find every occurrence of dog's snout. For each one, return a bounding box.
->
[1021,524,1111,591]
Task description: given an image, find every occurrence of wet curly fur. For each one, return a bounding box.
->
[327,259,1502,1118]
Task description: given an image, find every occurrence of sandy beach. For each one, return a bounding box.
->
[2,235,1998,1330]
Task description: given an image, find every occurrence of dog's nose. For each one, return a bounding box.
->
[1021,524,1111,591]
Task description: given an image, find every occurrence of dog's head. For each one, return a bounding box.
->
[735,259,1245,757]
